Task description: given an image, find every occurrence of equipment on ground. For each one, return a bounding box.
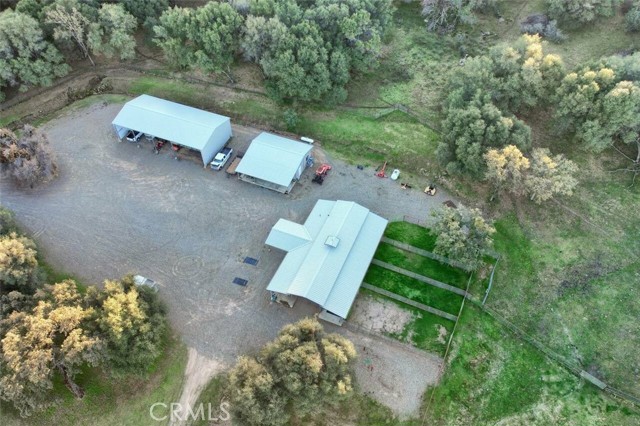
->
[424,185,437,196]
[312,163,332,185]
[376,161,387,178]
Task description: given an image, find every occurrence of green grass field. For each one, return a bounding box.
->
[365,264,464,315]
[428,303,640,426]
[374,242,471,289]
[384,221,438,251]
[487,175,640,397]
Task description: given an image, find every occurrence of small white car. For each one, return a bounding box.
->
[210,147,233,170]
[126,130,143,142]
[133,275,159,292]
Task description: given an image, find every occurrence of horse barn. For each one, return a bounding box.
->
[111,95,232,166]
[265,200,388,325]
[235,132,313,194]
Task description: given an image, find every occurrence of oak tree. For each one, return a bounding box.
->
[228,318,356,425]
[88,3,137,60]
[154,2,244,82]
[484,144,530,199]
[0,281,102,416]
[437,91,532,175]
[45,0,95,65]
[525,148,579,203]
[547,0,621,26]
[0,9,69,101]
[431,205,495,269]
[87,276,166,374]
[0,232,38,291]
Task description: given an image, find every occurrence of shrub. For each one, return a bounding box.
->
[547,0,622,26]
[0,126,58,188]
[520,13,566,42]
[283,109,300,131]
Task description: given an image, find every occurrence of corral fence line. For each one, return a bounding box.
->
[378,99,442,134]
[371,259,469,297]
[471,300,640,407]
[421,271,475,426]
[381,237,471,272]
[361,283,458,321]
[338,99,441,134]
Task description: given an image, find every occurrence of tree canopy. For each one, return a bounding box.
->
[0,126,58,187]
[154,2,244,81]
[116,0,168,26]
[87,276,166,374]
[228,317,356,425]
[554,65,640,153]
[484,144,530,198]
[446,34,565,113]
[0,232,38,291]
[87,3,137,60]
[437,91,532,175]
[484,145,578,203]
[245,0,393,102]
[525,147,579,203]
[431,205,495,269]
[0,281,102,415]
[437,35,566,175]
[0,9,69,101]
[422,0,496,33]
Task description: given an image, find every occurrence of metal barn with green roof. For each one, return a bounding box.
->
[235,132,313,194]
[265,200,388,325]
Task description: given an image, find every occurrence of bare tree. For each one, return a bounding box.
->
[46,3,95,66]
[0,126,58,188]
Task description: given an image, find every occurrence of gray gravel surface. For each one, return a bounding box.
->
[1,101,450,416]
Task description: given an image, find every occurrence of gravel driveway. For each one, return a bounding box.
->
[1,100,449,417]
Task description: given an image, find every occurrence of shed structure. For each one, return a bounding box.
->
[235,132,312,194]
[265,200,388,324]
[111,95,232,166]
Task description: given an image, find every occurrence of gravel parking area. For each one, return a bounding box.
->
[1,100,450,417]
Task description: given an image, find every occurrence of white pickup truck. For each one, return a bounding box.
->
[210,147,233,170]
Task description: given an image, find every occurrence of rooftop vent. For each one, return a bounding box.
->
[325,236,340,248]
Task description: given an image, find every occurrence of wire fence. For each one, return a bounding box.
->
[471,299,640,406]
[421,270,475,425]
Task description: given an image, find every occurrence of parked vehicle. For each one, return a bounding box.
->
[210,147,233,170]
[144,134,155,141]
[125,130,143,142]
[133,275,159,292]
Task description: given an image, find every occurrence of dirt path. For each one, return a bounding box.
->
[171,347,225,426]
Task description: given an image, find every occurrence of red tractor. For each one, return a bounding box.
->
[312,164,332,184]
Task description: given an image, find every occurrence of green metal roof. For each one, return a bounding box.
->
[266,200,388,319]
[235,133,312,187]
